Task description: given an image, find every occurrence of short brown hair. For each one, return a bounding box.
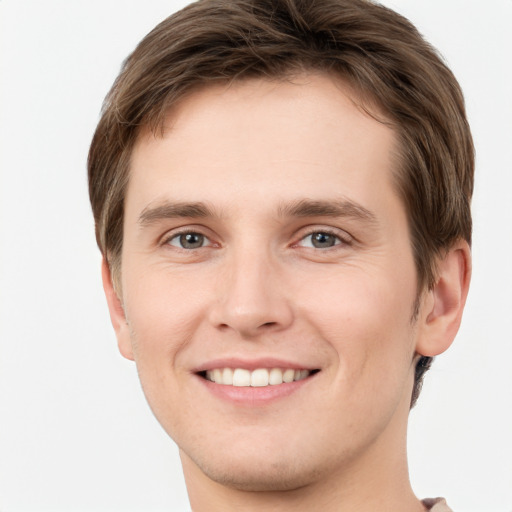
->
[88,0,474,407]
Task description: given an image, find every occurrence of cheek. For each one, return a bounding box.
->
[122,267,207,364]
[120,269,209,433]
[300,267,417,393]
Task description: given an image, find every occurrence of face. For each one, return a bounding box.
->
[113,74,426,491]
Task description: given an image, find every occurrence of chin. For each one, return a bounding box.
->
[175,420,338,492]
[193,455,324,492]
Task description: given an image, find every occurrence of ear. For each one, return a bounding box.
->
[101,258,134,361]
[415,240,472,357]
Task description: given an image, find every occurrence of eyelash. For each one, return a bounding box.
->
[161,229,352,252]
[294,228,352,250]
[162,230,215,250]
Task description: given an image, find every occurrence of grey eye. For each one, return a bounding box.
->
[298,232,341,249]
[169,232,207,249]
[310,232,338,248]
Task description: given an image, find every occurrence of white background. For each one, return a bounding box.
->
[0,1,511,511]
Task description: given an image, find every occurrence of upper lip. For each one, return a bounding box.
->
[192,357,319,373]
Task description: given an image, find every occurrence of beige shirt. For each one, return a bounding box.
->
[422,498,453,511]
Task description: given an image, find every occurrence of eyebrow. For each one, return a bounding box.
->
[137,198,378,227]
[277,198,378,225]
[138,201,218,226]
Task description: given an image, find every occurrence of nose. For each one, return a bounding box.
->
[209,247,294,338]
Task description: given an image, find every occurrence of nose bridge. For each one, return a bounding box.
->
[212,240,293,336]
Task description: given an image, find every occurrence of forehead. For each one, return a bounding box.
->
[128,73,398,216]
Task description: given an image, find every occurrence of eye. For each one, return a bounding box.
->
[298,231,343,249]
[167,232,211,249]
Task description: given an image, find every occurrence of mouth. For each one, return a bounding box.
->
[198,367,320,387]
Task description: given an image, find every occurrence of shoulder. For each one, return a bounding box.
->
[422,497,453,512]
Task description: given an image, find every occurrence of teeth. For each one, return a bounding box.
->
[251,368,269,387]
[283,368,295,383]
[204,367,312,387]
[299,369,309,380]
[213,368,223,383]
[269,368,284,385]
[222,368,233,385]
[233,368,251,387]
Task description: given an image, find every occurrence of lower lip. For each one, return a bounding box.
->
[196,374,316,405]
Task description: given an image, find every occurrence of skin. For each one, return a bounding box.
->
[103,74,471,511]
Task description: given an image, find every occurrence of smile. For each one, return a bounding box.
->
[201,368,318,387]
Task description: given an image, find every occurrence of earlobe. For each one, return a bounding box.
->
[416,240,471,357]
[101,258,135,361]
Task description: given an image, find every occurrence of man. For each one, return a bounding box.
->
[88,0,473,510]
